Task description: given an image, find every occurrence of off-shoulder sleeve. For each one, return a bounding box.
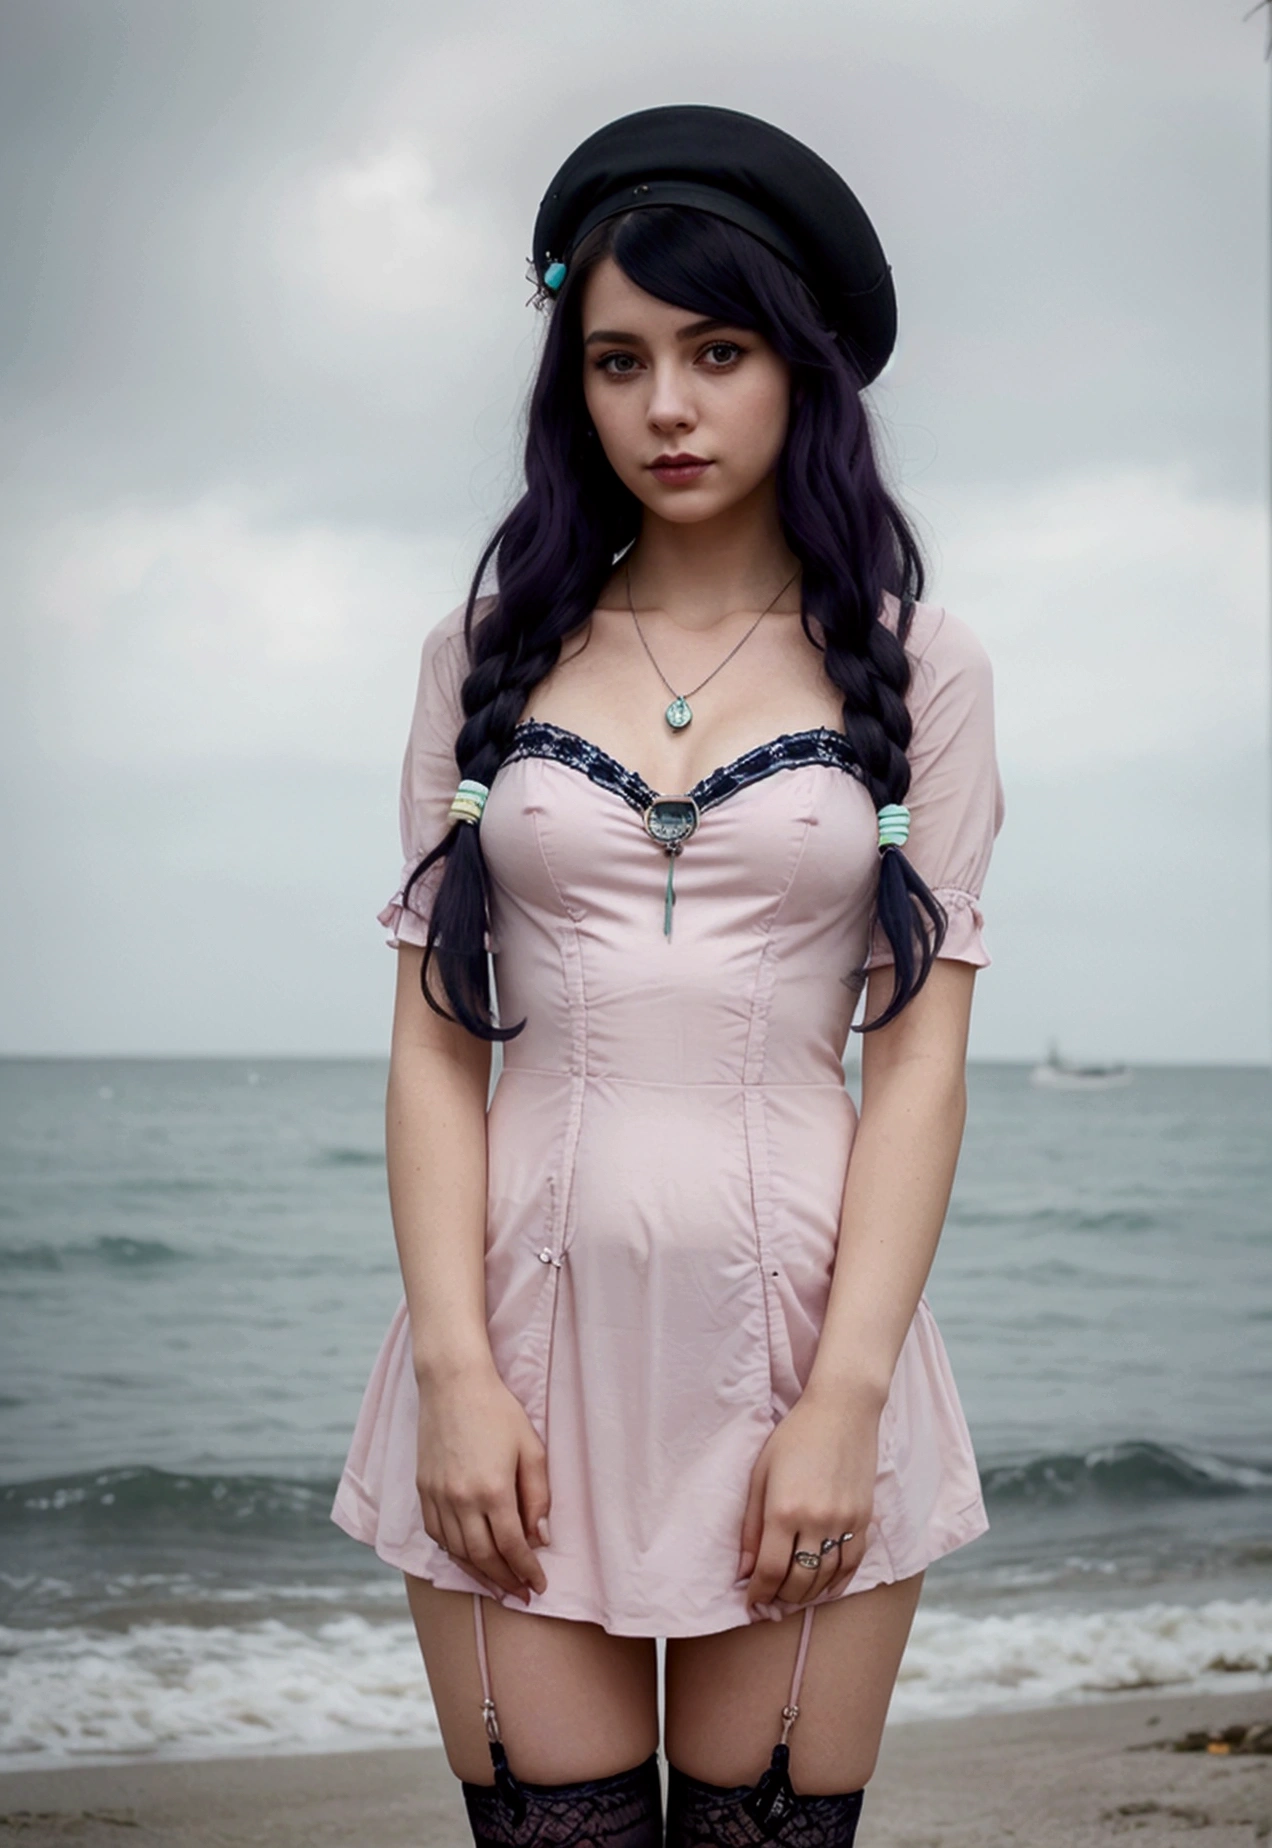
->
[863,604,1006,970]
[377,604,470,948]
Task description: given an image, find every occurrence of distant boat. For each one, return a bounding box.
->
[1030,1041,1132,1090]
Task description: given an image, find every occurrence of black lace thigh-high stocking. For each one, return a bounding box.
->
[461,1754,663,1848]
[665,1604,865,1847]
[664,1764,862,1848]
[459,1593,663,1848]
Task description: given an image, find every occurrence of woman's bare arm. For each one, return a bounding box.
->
[387,946,495,1380]
[737,958,975,1608]
[807,956,975,1412]
[387,946,549,1603]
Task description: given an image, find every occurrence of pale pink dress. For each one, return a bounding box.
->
[332,593,1005,1636]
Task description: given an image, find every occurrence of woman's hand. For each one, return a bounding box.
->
[416,1359,551,1604]
[736,1388,879,1611]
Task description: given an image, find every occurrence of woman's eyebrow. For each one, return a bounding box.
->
[582,317,736,348]
[674,317,733,341]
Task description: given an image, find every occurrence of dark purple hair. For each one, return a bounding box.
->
[406,205,946,1039]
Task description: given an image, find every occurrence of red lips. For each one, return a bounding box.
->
[648,453,712,484]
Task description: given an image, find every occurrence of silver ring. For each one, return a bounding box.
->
[838,1531,854,1545]
[792,1549,821,1570]
[818,1536,840,1556]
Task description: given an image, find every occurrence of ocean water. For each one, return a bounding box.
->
[1,1057,1269,1768]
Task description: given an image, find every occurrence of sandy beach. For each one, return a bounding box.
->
[2,1688,1268,1847]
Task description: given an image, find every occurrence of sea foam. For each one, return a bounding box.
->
[893,1596,1272,1719]
[2,1598,1269,1770]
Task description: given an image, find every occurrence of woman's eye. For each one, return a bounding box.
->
[593,343,743,376]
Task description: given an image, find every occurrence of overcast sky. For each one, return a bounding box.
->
[2,0,1268,1062]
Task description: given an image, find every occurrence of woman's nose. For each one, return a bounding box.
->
[646,362,697,433]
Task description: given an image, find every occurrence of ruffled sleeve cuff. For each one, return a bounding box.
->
[377,860,495,954]
[377,862,444,949]
[862,887,992,972]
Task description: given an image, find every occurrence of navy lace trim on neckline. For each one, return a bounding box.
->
[504,719,864,815]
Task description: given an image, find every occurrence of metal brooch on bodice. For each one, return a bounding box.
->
[643,796,701,939]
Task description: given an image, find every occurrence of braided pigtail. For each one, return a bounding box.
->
[405,565,612,1041]
[401,575,558,1040]
[765,275,947,1026]
[821,599,947,1029]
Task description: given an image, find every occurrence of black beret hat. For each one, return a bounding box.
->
[532,104,896,384]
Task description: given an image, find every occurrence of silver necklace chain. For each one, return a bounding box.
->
[624,561,801,731]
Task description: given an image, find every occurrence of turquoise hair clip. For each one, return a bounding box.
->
[876,803,910,850]
[543,260,568,292]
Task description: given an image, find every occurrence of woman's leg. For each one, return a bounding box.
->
[404,1575,662,1846]
[663,1573,924,1844]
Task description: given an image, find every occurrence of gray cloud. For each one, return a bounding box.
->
[4,0,1264,518]
[2,0,1267,1058]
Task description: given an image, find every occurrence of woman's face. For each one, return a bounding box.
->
[579,255,790,526]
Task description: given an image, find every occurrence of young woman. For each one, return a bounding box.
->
[333,104,1004,1848]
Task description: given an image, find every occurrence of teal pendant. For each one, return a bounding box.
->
[665,696,693,730]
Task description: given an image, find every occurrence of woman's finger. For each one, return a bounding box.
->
[438,1502,499,1594]
[438,1502,467,1560]
[490,1500,547,1598]
[824,1533,867,1599]
[516,1439,552,1551]
[823,1557,853,1598]
[780,1515,868,1604]
[434,1504,502,1597]
[746,1503,799,1608]
[418,1489,444,1553]
[459,1507,530,1602]
[736,1459,767,1584]
[776,1529,837,1605]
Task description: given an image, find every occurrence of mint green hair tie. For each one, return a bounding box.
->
[876,803,910,850]
[543,260,568,292]
[448,779,490,827]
